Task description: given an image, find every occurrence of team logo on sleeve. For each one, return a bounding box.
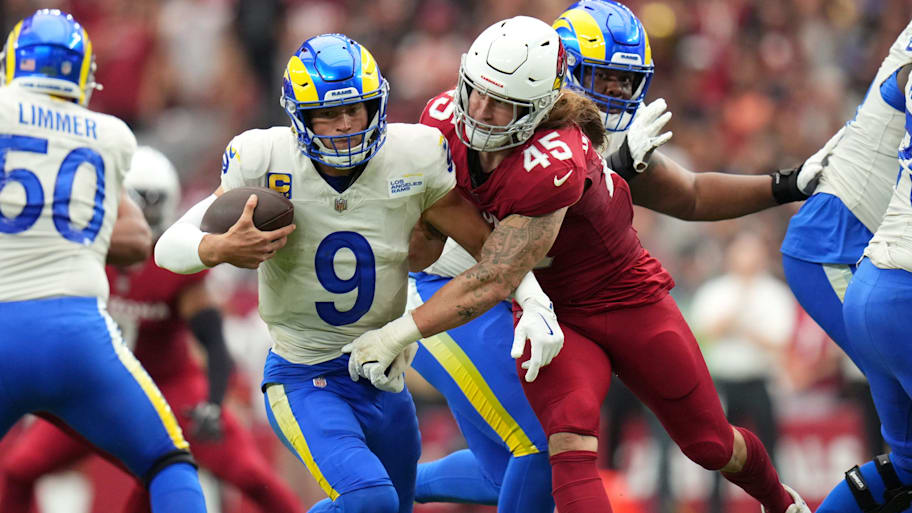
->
[440,137,454,173]
[267,172,292,199]
[221,145,239,174]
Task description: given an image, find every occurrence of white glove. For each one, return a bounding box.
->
[626,98,673,172]
[511,298,563,382]
[366,342,419,393]
[793,126,845,195]
[511,272,564,382]
[341,313,421,384]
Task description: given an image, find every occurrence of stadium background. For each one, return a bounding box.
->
[0,0,906,511]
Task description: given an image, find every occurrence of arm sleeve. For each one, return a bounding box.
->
[154,194,217,274]
[187,307,233,406]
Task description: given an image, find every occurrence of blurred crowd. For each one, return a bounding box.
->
[0,0,906,511]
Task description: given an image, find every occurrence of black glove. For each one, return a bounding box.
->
[187,402,223,442]
[771,164,810,204]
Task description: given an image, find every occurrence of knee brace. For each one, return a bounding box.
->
[846,454,912,513]
[142,450,197,488]
[679,440,732,471]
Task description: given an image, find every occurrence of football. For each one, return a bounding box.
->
[200,187,294,234]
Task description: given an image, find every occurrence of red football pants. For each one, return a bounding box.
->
[517,294,734,470]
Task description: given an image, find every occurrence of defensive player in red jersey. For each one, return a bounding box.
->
[346,16,810,513]
[0,147,304,513]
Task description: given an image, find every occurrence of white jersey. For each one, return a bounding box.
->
[220,123,456,364]
[815,19,912,232]
[0,86,136,302]
[864,73,912,272]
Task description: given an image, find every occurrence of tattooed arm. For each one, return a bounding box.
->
[411,207,567,335]
[341,207,566,386]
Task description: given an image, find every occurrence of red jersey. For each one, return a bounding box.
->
[421,90,673,313]
[105,261,208,380]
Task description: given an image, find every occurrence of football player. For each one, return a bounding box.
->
[780,20,912,395]
[0,10,206,513]
[791,20,912,513]
[154,33,561,513]
[0,147,305,513]
[360,14,811,513]
[407,2,820,511]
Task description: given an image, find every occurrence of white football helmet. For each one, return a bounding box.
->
[124,146,181,237]
[454,16,567,152]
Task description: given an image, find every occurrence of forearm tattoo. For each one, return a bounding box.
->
[451,209,564,321]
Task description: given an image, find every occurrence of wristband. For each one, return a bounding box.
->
[514,272,551,309]
[606,138,638,182]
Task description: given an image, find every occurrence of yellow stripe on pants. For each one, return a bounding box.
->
[266,384,340,500]
[421,332,541,457]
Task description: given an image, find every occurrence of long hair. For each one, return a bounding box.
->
[537,89,606,150]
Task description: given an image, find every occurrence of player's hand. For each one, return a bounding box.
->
[341,313,422,384]
[200,194,295,269]
[626,98,673,172]
[187,402,223,442]
[365,342,419,393]
[511,299,563,382]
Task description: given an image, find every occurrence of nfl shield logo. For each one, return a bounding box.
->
[313,377,327,388]
[334,197,347,212]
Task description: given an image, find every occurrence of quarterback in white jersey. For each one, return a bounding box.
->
[814,47,912,513]
[0,10,207,513]
[218,122,458,364]
[155,33,561,513]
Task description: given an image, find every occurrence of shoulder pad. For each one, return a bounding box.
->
[420,89,457,130]
[220,128,279,184]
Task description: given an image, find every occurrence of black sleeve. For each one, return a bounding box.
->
[187,308,233,406]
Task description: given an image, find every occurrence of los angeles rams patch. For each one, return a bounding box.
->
[389,174,425,198]
[267,172,293,199]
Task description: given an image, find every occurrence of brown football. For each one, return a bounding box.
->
[200,187,294,234]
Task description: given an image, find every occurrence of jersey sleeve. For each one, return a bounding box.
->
[506,128,588,217]
[219,130,271,191]
[108,117,138,183]
[422,130,457,210]
[419,89,457,130]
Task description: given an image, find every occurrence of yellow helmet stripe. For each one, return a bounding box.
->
[5,21,23,85]
[643,29,652,66]
[554,8,606,61]
[285,55,319,103]
[78,29,92,105]
[359,45,379,94]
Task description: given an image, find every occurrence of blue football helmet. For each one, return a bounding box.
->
[553,0,654,131]
[1,9,99,106]
[281,34,389,168]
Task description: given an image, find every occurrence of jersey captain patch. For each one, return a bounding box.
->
[267,172,292,199]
